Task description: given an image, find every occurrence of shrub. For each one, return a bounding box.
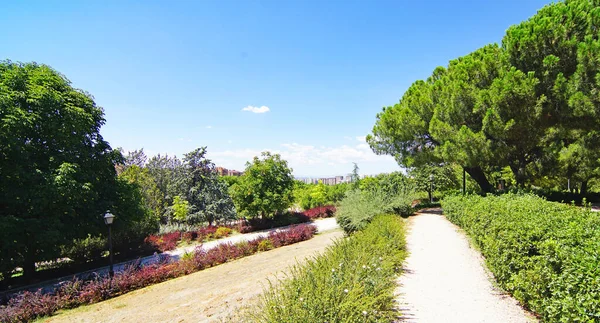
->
[238,212,311,233]
[143,232,179,252]
[215,227,232,238]
[303,205,336,219]
[181,231,197,243]
[443,194,600,322]
[257,240,274,252]
[337,188,414,234]
[248,215,407,322]
[0,223,317,323]
[60,235,106,264]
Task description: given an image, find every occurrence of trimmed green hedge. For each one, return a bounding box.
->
[443,194,600,322]
[249,214,407,322]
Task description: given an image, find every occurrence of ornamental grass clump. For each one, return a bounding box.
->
[249,214,407,323]
[443,193,600,322]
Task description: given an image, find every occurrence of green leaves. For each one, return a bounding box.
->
[369,0,600,192]
[231,152,295,219]
[0,60,146,280]
[443,194,600,322]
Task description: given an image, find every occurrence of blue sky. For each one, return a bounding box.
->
[1,0,550,177]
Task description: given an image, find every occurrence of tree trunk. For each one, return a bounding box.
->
[509,163,527,187]
[463,166,493,193]
[581,180,589,197]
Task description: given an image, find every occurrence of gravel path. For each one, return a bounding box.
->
[396,212,537,323]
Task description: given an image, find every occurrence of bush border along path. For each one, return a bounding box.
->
[0,224,317,323]
[443,194,600,322]
[248,214,407,322]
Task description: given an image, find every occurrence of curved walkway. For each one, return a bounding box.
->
[396,211,537,323]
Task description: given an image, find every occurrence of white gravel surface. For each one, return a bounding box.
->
[168,217,339,257]
[396,212,537,323]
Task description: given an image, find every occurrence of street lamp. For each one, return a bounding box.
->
[429,174,434,203]
[103,212,115,280]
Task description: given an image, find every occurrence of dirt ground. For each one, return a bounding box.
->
[41,229,344,323]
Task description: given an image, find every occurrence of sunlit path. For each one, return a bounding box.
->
[396,211,536,323]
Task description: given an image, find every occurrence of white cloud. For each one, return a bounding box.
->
[356,136,367,142]
[208,136,399,177]
[206,125,212,129]
[242,105,270,114]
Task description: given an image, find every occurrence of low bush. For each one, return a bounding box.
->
[215,227,232,238]
[144,232,180,252]
[0,223,317,323]
[248,214,407,322]
[303,205,336,219]
[337,188,414,234]
[443,194,600,322]
[239,212,310,233]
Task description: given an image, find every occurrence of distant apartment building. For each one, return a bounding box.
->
[216,166,243,177]
[296,175,354,186]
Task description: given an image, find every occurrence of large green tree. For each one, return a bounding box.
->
[181,147,237,226]
[231,152,294,219]
[0,61,146,281]
[369,0,600,192]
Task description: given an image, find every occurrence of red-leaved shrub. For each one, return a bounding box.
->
[0,223,317,323]
[144,231,180,252]
[303,205,336,219]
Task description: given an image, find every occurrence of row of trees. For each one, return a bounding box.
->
[368,0,600,194]
[0,60,303,282]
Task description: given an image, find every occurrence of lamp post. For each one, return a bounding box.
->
[429,174,434,203]
[103,212,115,280]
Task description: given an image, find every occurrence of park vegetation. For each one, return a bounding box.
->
[336,171,415,233]
[0,224,317,323]
[368,0,600,196]
[0,60,343,289]
[443,194,600,322]
[249,215,407,323]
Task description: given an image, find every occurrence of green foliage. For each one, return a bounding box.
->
[337,173,415,234]
[249,215,407,323]
[0,61,148,280]
[145,148,237,226]
[231,152,295,219]
[119,165,163,223]
[294,182,349,210]
[60,235,106,264]
[443,194,600,322]
[257,239,274,252]
[171,195,190,222]
[368,0,600,193]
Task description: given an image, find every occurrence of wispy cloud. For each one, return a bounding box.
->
[206,125,212,129]
[242,105,270,114]
[208,136,398,176]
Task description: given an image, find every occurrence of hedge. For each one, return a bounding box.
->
[443,194,600,322]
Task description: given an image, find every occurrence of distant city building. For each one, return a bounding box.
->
[295,175,355,186]
[216,166,243,177]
